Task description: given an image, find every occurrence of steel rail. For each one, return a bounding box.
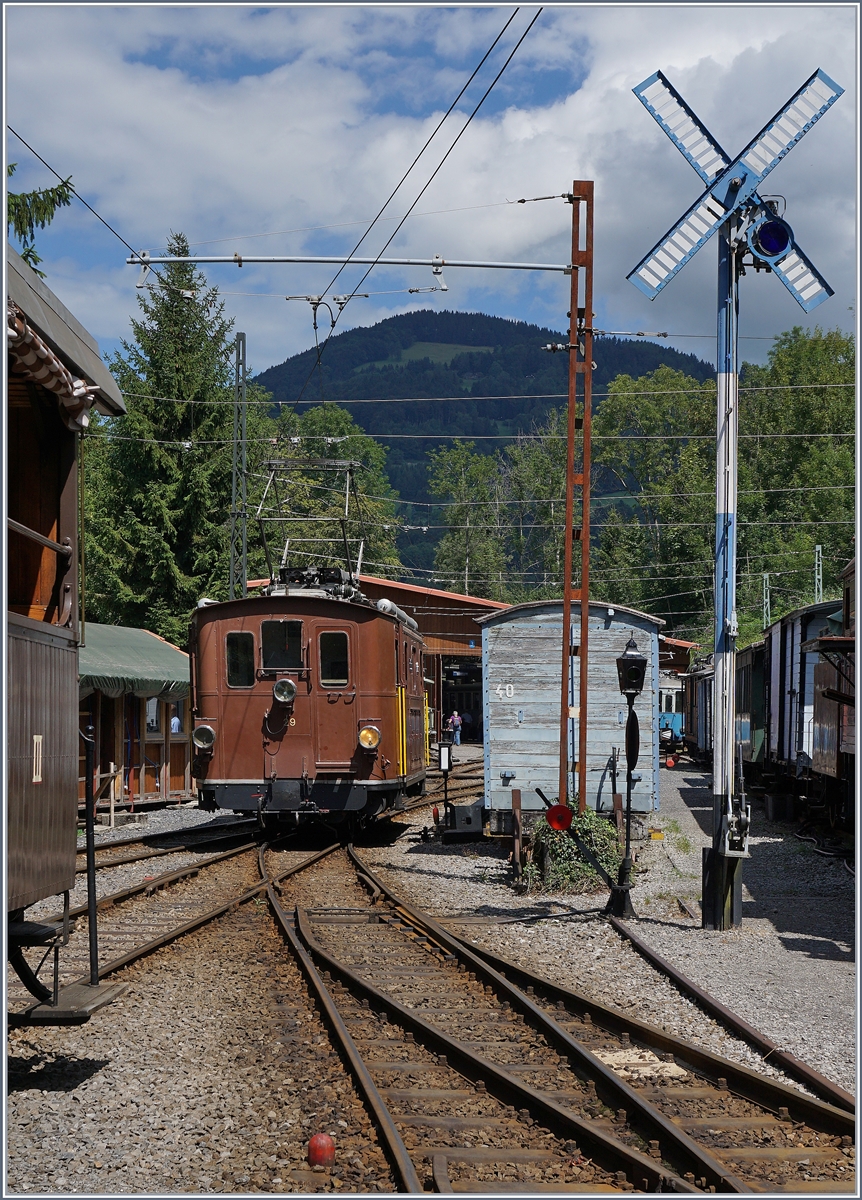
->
[76,818,258,857]
[76,827,261,874]
[57,843,341,988]
[266,881,422,1194]
[349,847,855,1185]
[293,902,697,1194]
[41,841,261,927]
[609,916,856,1114]
[452,936,855,1137]
[344,848,745,1192]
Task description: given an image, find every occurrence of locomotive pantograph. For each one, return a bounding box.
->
[190,455,427,828]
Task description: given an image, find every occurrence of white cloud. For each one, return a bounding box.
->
[5,4,856,373]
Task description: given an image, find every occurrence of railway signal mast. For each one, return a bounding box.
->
[628,68,843,930]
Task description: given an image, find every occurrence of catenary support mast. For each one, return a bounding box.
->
[558,181,593,812]
[229,332,248,600]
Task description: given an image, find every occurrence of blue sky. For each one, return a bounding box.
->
[5,4,857,376]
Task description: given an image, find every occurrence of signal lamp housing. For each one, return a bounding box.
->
[273,677,297,705]
[616,636,648,697]
[747,214,793,263]
[192,724,216,751]
[358,725,381,751]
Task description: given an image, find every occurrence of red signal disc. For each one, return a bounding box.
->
[546,803,573,832]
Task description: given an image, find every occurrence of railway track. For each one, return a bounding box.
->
[265,843,855,1195]
[75,817,258,873]
[398,759,485,817]
[11,826,853,1193]
[7,836,325,1021]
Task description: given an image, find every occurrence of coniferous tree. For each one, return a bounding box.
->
[85,233,275,644]
[7,163,73,276]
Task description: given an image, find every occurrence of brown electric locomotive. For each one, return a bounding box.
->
[190,568,426,828]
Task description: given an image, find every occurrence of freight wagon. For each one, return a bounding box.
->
[477,601,663,821]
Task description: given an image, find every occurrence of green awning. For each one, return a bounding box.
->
[79,623,189,701]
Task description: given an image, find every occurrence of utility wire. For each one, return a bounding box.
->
[143,201,524,253]
[115,381,855,406]
[99,430,853,446]
[287,7,523,409]
[290,7,543,412]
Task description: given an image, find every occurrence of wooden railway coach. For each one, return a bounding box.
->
[190,570,426,826]
[7,246,125,917]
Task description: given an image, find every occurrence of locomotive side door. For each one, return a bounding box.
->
[314,627,357,769]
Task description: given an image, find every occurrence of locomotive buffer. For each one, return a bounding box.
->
[627,68,843,929]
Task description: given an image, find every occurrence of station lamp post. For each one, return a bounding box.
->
[606,637,648,918]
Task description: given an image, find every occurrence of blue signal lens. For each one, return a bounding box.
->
[751,219,792,260]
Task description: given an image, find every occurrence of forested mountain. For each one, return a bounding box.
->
[255,310,714,502]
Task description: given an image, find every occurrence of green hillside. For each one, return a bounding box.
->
[254,310,714,573]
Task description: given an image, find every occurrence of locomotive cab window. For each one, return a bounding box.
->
[262,620,303,670]
[226,631,255,687]
[319,631,349,687]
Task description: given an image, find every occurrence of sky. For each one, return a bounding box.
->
[4,3,858,379]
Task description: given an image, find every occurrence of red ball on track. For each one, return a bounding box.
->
[307,1133,336,1168]
[665,756,677,769]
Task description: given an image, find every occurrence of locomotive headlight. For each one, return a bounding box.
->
[273,677,297,705]
[192,724,216,751]
[358,725,381,751]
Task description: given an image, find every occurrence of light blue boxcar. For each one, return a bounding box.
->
[477,601,663,816]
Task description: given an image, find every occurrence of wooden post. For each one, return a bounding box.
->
[512,788,522,881]
[114,696,123,807]
[109,761,116,830]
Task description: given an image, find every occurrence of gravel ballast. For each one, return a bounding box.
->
[363,762,855,1097]
[7,884,393,1194]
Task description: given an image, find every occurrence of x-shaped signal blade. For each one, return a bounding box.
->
[628,68,843,311]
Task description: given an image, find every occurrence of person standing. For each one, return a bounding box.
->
[450,711,462,746]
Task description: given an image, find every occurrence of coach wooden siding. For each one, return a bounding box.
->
[478,602,662,815]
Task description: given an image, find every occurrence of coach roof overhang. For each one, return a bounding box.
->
[474,599,665,629]
[7,244,125,416]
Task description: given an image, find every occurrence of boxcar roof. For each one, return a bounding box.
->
[7,244,125,415]
[766,599,842,630]
[475,599,665,629]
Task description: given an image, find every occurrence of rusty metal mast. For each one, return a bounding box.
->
[558,181,593,812]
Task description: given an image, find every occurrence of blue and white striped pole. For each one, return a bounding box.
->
[705,224,743,928]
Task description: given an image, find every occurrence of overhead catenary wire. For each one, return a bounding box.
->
[142,196,562,255]
[99,431,854,447]
[115,381,855,405]
[289,8,544,411]
[285,7,529,410]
